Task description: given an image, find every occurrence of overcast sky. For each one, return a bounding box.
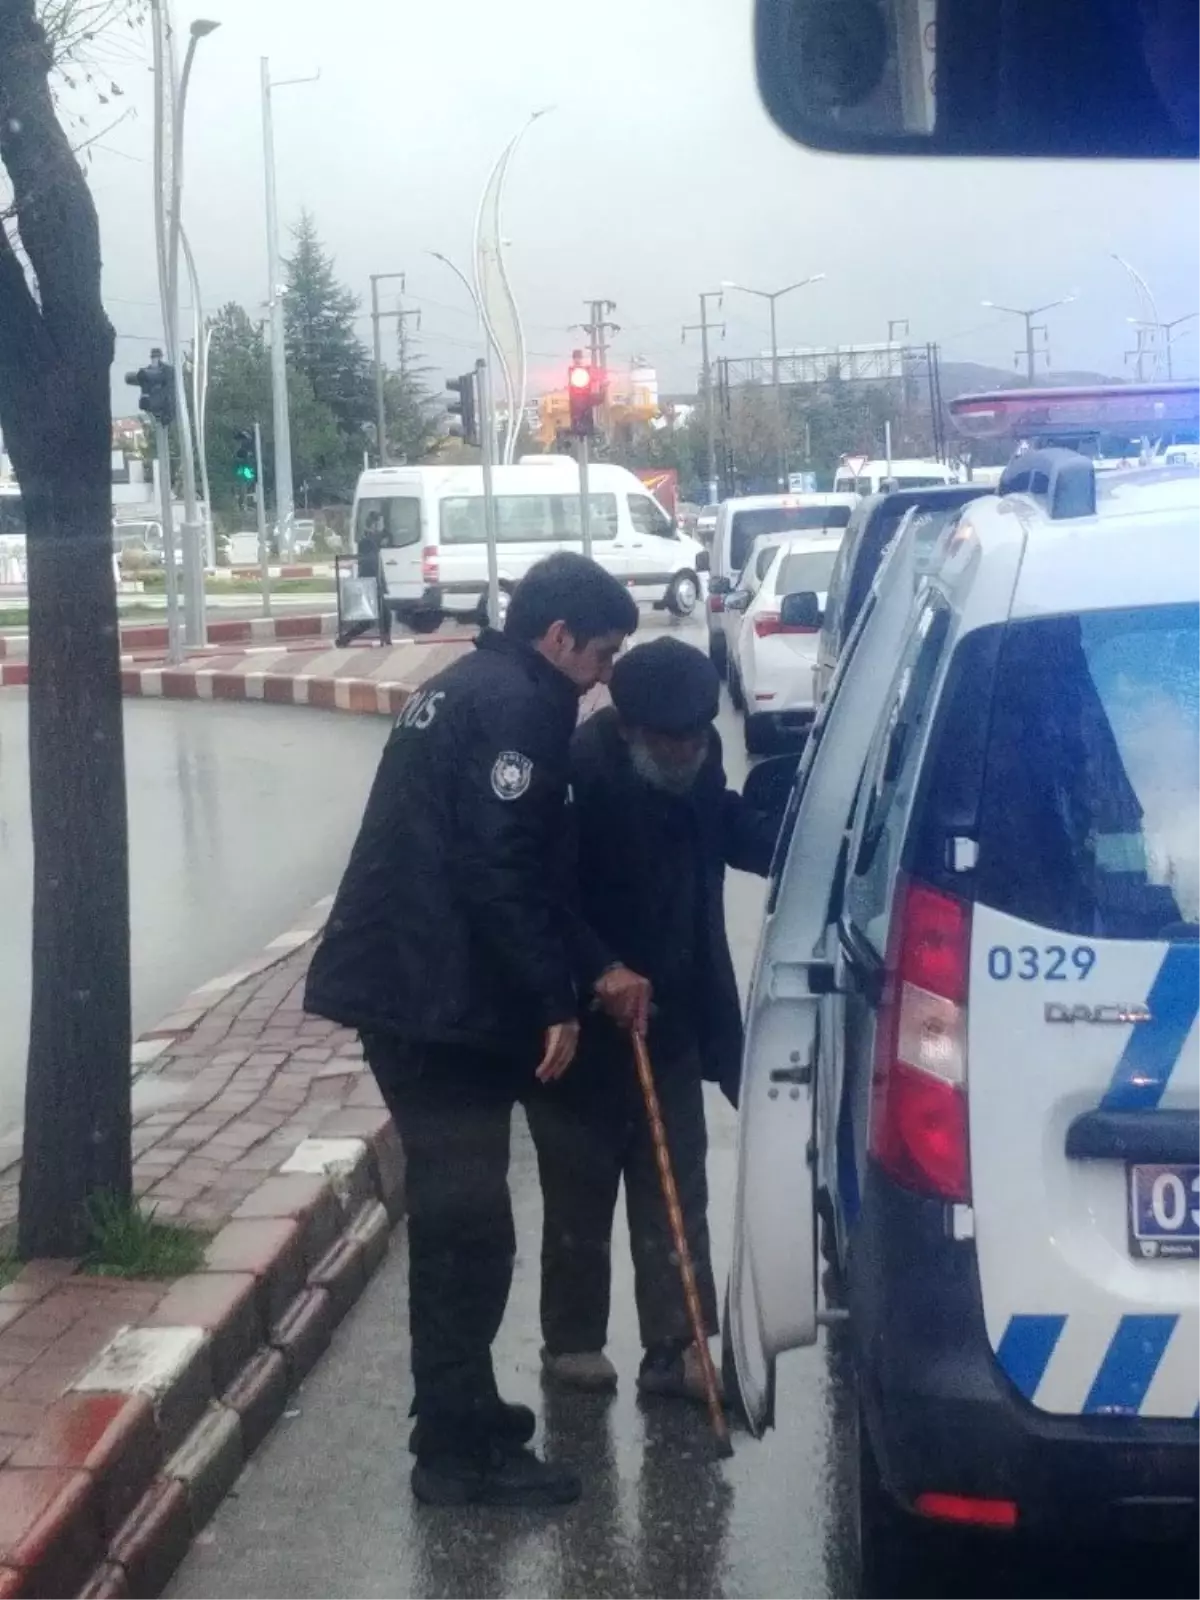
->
[90,0,1199,412]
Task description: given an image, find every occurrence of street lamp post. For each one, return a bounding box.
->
[723,275,825,489]
[180,225,214,568]
[261,61,319,558]
[981,295,1076,383]
[430,252,501,629]
[151,6,218,652]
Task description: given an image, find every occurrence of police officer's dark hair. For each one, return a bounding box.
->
[505,552,638,646]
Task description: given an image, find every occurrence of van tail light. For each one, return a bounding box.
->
[708,593,726,614]
[421,545,439,584]
[869,877,971,1201]
[754,612,819,638]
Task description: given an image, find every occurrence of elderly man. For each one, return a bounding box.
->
[528,637,775,1401]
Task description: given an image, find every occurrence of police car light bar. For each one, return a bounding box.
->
[948,382,1200,443]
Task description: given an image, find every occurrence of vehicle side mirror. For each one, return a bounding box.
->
[709,574,733,596]
[780,590,822,630]
[755,0,1198,160]
[695,549,711,574]
[724,590,751,613]
[742,751,803,823]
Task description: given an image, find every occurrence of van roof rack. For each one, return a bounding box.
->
[999,448,1096,520]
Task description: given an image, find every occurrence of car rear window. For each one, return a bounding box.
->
[975,604,1199,939]
[730,505,851,571]
[776,548,840,596]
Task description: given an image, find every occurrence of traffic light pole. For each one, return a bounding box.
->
[476,358,502,628]
[577,433,592,559]
[154,421,184,664]
[254,422,271,619]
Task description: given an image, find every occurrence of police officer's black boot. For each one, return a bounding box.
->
[407,1397,535,1456]
[410,1411,580,1508]
[411,1441,582,1508]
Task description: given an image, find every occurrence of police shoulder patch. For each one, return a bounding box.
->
[491,750,533,801]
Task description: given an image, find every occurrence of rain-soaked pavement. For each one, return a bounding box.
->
[0,692,388,1140]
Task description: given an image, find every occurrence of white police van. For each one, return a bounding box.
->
[728,442,1199,1559]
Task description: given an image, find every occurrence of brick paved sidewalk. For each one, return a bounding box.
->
[0,923,403,1597]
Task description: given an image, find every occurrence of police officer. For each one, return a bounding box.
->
[304,553,642,1509]
[529,637,775,1401]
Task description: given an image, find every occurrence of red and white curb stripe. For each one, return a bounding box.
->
[0,612,336,661]
[2,660,418,715]
[124,665,413,717]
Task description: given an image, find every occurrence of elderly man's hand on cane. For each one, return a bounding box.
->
[594,964,653,1036]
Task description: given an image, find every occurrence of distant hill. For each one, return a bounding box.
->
[938,361,1119,398]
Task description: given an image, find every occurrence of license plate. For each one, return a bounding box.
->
[1128,1164,1199,1260]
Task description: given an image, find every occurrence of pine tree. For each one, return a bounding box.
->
[283,211,372,444]
[205,300,345,515]
[382,315,441,464]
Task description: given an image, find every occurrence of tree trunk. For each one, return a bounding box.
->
[0,0,132,1257]
[19,471,131,1258]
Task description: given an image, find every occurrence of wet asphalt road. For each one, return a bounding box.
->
[0,693,388,1141]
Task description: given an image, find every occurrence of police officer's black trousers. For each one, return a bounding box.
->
[526,1049,718,1356]
[364,1034,522,1454]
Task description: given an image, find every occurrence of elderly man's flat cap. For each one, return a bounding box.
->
[609,636,720,735]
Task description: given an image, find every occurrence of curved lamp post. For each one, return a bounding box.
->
[473,109,552,464]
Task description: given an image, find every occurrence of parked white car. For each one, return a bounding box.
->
[725,534,844,753]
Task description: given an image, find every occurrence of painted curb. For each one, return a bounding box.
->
[0,1128,404,1598]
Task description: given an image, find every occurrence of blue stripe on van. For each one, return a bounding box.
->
[995,1314,1066,1401]
[1082,1315,1177,1416]
[1101,944,1199,1112]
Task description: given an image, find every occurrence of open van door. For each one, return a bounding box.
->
[728,532,925,1435]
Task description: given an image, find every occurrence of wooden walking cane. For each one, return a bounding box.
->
[630,1029,734,1460]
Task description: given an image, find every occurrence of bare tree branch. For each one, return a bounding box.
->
[0,0,113,363]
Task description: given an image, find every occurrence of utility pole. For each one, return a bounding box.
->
[572,300,619,436]
[396,300,421,379]
[153,423,183,664]
[683,292,725,504]
[982,296,1075,383]
[476,359,502,627]
[261,61,318,556]
[370,271,406,465]
[253,422,271,619]
[1127,312,1198,381]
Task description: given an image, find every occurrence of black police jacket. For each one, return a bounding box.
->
[304,630,603,1056]
[566,706,775,1103]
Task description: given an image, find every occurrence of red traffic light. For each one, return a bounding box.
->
[569,363,592,389]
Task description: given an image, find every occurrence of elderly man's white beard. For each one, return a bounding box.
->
[628,737,706,796]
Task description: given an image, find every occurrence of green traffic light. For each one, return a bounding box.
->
[235,464,256,482]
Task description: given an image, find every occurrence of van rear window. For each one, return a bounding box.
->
[730,505,850,572]
[975,604,1199,939]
